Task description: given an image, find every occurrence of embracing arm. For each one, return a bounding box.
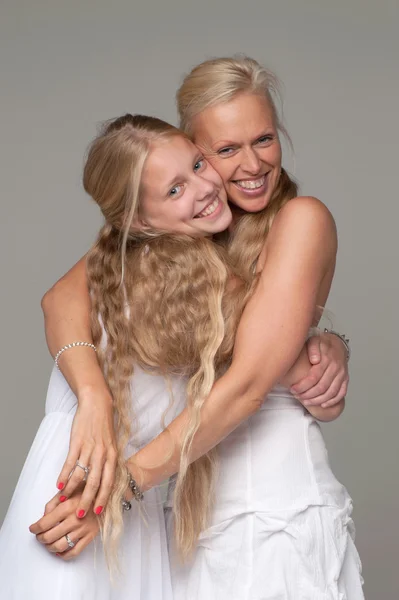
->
[129,197,343,489]
[42,256,117,516]
[42,256,105,394]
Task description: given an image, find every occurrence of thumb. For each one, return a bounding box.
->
[307,335,321,364]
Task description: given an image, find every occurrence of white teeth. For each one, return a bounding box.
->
[195,197,220,218]
[236,176,265,189]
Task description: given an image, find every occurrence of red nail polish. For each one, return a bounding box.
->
[57,482,65,490]
[59,495,67,503]
[78,509,85,518]
[56,553,61,557]
[95,506,104,515]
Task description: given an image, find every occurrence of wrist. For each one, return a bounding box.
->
[126,457,149,493]
[77,382,113,406]
[323,329,351,362]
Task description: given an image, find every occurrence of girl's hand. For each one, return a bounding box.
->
[29,489,100,560]
[290,332,349,407]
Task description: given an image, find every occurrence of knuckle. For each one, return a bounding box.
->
[41,532,52,544]
[54,540,65,552]
[87,479,100,492]
[108,449,117,463]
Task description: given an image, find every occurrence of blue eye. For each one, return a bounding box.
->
[218,147,234,156]
[194,158,204,171]
[169,184,182,197]
[256,135,273,144]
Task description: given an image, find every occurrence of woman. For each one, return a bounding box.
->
[34,57,362,599]
[0,113,245,598]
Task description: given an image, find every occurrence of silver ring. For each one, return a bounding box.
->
[65,534,75,549]
[75,460,90,482]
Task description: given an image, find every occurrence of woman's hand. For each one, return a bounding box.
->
[290,332,349,407]
[56,387,117,518]
[29,489,100,560]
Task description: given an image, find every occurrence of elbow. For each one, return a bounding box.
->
[41,283,59,317]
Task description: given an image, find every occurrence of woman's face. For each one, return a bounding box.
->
[192,93,282,213]
[139,135,232,236]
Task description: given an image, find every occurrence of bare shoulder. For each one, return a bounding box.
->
[275,196,335,229]
[269,196,337,245]
[259,196,337,272]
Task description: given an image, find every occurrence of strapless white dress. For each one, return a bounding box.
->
[166,386,364,599]
[0,365,186,600]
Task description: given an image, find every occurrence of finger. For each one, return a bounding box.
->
[62,448,93,500]
[74,449,106,518]
[56,443,81,492]
[30,503,67,535]
[290,362,328,396]
[57,532,98,560]
[36,515,76,546]
[301,376,344,408]
[42,490,66,516]
[93,455,117,515]
[296,365,341,402]
[306,335,322,364]
[321,379,348,408]
[47,529,81,554]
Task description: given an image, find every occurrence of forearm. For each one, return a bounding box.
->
[42,256,111,400]
[128,367,263,490]
[129,313,315,491]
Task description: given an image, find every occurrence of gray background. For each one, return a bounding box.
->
[1,1,398,597]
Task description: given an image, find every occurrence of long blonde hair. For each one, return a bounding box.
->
[177,55,298,284]
[83,114,248,567]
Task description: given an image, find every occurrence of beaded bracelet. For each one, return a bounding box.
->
[323,329,351,362]
[122,474,144,511]
[54,341,97,370]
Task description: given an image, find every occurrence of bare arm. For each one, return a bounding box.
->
[129,197,343,489]
[42,256,117,516]
[42,257,106,395]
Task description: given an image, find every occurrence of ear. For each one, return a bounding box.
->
[131,214,151,231]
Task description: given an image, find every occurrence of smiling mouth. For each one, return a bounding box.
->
[233,174,267,190]
[194,196,221,218]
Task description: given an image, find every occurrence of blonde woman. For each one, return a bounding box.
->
[31,57,362,599]
[0,113,245,598]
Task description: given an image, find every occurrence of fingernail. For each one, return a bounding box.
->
[78,509,86,518]
[59,495,67,503]
[57,482,65,490]
[56,553,61,557]
[303,400,311,406]
[95,506,104,515]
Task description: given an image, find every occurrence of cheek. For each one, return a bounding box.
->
[206,156,234,186]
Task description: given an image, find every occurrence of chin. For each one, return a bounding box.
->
[231,196,270,214]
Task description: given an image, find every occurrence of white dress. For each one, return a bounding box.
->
[166,386,364,600]
[0,365,186,600]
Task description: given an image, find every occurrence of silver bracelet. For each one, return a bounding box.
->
[54,341,97,370]
[122,475,144,511]
[323,329,351,362]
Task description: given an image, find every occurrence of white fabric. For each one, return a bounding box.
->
[166,386,364,599]
[0,366,186,599]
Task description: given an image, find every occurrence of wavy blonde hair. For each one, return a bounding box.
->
[177,55,298,284]
[83,114,249,567]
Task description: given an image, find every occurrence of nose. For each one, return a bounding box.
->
[196,174,216,202]
[241,148,261,175]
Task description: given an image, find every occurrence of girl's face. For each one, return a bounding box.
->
[139,135,232,236]
[192,93,282,213]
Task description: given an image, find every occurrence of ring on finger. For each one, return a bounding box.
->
[75,460,90,482]
[65,533,76,549]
